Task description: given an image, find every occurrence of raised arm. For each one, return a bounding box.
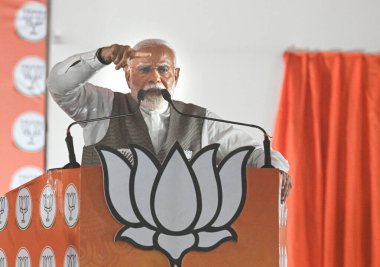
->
[46,50,114,122]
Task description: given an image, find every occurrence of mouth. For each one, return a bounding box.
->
[144,88,164,96]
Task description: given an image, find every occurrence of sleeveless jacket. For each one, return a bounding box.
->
[82,92,206,165]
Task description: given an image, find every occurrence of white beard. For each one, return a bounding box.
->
[141,95,166,110]
[140,84,175,111]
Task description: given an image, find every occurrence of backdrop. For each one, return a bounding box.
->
[0,0,47,194]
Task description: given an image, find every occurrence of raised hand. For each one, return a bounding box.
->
[98,44,151,70]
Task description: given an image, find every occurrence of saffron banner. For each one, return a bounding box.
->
[0,0,48,194]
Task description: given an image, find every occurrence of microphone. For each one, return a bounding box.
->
[62,90,146,169]
[160,89,274,168]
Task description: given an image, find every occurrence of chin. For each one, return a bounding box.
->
[141,96,166,111]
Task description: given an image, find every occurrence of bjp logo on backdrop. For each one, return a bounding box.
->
[96,143,253,267]
[0,196,8,231]
[13,56,46,97]
[14,2,47,42]
[12,112,45,152]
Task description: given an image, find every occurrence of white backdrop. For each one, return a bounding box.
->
[46,0,380,169]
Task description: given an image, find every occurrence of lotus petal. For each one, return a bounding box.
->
[197,229,235,248]
[153,148,200,232]
[130,146,159,227]
[157,233,195,260]
[212,148,253,227]
[191,145,220,229]
[118,226,155,247]
[96,147,140,224]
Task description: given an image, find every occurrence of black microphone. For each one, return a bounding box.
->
[62,90,146,169]
[160,89,274,168]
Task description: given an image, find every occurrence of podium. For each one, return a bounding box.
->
[0,165,289,267]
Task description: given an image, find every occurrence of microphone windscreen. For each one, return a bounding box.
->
[160,89,172,101]
[137,90,146,102]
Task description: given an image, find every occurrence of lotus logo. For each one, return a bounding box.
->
[15,248,30,267]
[13,56,46,96]
[40,246,55,267]
[63,246,78,267]
[96,142,253,267]
[0,248,7,267]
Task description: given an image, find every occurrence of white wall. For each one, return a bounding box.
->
[47,0,380,169]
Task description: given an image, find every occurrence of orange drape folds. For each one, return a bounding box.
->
[274,52,380,267]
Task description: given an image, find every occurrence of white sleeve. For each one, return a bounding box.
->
[46,50,115,145]
[46,50,114,122]
[201,110,289,172]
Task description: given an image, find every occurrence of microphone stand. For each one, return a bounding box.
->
[160,89,274,168]
[62,90,146,169]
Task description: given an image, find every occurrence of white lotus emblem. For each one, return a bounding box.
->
[96,143,253,267]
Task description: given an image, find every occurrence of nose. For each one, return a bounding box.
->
[148,68,161,83]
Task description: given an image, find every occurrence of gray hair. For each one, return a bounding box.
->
[133,39,177,66]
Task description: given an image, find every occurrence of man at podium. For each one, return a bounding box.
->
[47,39,288,171]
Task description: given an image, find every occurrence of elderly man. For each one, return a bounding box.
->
[47,39,289,170]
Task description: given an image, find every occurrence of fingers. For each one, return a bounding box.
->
[113,45,132,70]
[112,45,151,70]
[101,44,152,70]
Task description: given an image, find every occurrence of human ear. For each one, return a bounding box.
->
[124,67,131,87]
[174,68,180,83]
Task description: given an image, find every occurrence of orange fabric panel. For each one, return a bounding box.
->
[81,167,281,267]
[0,0,47,194]
[0,167,285,266]
[0,169,80,265]
[274,52,380,267]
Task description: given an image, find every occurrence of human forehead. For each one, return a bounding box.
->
[130,46,175,66]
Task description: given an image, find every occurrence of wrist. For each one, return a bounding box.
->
[95,47,111,65]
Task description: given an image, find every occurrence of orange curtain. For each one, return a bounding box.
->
[274,52,380,267]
